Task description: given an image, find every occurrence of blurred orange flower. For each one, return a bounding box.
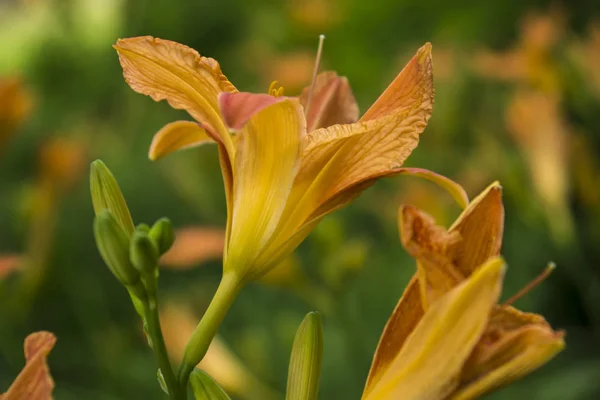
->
[0,255,22,280]
[0,77,33,152]
[0,331,56,400]
[473,7,564,93]
[505,90,573,240]
[160,227,225,269]
[38,137,87,191]
[288,0,343,31]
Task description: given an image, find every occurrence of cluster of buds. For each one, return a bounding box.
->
[90,160,174,315]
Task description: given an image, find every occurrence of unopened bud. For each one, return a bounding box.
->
[286,312,323,400]
[149,218,175,255]
[136,223,151,233]
[94,210,139,285]
[90,160,135,235]
[130,229,159,275]
[190,369,232,400]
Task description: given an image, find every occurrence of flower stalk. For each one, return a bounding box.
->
[143,284,184,399]
[177,272,242,388]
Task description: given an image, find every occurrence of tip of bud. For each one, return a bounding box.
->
[149,218,175,255]
[90,159,135,235]
[286,311,323,400]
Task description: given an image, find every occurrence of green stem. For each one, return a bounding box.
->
[177,272,242,389]
[144,291,184,400]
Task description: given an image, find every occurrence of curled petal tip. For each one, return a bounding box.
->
[419,42,433,59]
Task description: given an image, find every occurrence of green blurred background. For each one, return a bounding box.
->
[2,0,600,398]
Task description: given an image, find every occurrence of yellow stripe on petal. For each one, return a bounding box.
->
[114,36,236,156]
[364,257,505,400]
[224,99,306,281]
[149,121,214,160]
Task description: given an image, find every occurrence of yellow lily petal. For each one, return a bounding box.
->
[451,305,565,399]
[298,71,359,131]
[453,326,565,400]
[305,42,433,198]
[253,219,320,271]
[360,42,433,122]
[279,43,433,233]
[1,332,56,400]
[364,257,505,400]
[362,277,424,398]
[251,44,434,271]
[149,120,214,160]
[448,181,504,276]
[114,36,237,156]
[219,144,235,258]
[224,99,306,280]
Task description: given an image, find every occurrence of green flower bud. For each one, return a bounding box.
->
[190,369,231,400]
[149,217,175,255]
[90,160,135,235]
[94,210,139,285]
[286,312,323,400]
[136,223,151,233]
[130,229,159,275]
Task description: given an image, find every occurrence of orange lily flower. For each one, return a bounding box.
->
[362,182,564,400]
[114,36,467,283]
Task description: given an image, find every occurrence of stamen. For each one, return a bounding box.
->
[503,262,556,307]
[268,81,285,97]
[304,34,326,117]
[268,81,279,96]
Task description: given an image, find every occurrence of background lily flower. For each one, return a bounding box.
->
[362,182,564,400]
[114,36,468,282]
